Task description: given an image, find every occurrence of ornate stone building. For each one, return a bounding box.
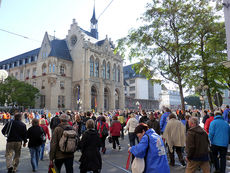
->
[0,9,124,112]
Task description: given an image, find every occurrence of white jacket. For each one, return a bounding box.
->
[125,118,138,133]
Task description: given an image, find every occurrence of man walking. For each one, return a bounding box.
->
[160,107,171,134]
[186,117,210,173]
[223,105,230,123]
[209,111,230,173]
[2,113,27,173]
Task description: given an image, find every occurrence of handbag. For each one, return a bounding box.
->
[131,157,145,173]
[108,136,113,143]
[40,127,46,143]
[48,163,56,173]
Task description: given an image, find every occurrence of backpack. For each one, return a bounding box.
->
[101,123,108,137]
[59,126,78,153]
[40,127,46,144]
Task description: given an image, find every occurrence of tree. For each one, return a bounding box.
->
[116,0,204,112]
[0,76,40,109]
[184,95,202,109]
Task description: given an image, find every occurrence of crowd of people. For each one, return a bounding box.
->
[0,105,230,173]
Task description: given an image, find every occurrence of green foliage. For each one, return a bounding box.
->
[0,76,40,108]
[185,95,202,109]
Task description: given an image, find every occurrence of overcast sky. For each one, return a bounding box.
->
[0,0,150,62]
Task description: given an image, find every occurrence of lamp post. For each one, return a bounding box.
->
[197,83,209,113]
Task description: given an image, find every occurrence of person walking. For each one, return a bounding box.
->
[160,107,171,134]
[186,117,210,173]
[2,113,27,173]
[125,113,139,147]
[97,116,109,154]
[204,112,214,134]
[163,113,186,166]
[50,114,74,173]
[50,112,61,134]
[129,123,170,173]
[39,119,50,160]
[202,110,209,125]
[27,118,44,172]
[110,116,122,150]
[209,111,230,173]
[79,119,102,173]
[146,112,161,135]
[223,105,230,123]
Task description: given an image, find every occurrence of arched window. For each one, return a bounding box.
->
[90,56,94,77]
[117,66,120,82]
[60,65,65,75]
[49,64,52,73]
[42,64,47,74]
[53,64,55,72]
[113,64,116,81]
[102,61,106,79]
[106,63,110,80]
[95,59,99,77]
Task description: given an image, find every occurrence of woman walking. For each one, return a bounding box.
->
[110,116,122,150]
[79,119,102,173]
[27,118,44,172]
[39,119,50,160]
[97,116,109,154]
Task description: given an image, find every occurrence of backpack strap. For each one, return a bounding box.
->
[143,134,150,172]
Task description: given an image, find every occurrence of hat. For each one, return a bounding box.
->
[55,112,59,116]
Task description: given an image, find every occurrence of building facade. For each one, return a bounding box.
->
[123,64,161,110]
[159,89,181,110]
[0,10,124,112]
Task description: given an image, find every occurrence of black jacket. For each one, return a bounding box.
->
[79,129,102,172]
[139,116,149,124]
[27,126,43,148]
[50,116,61,130]
[147,119,161,135]
[2,120,27,143]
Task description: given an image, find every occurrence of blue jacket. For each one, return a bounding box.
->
[130,129,170,173]
[223,108,230,123]
[209,115,230,147]
[160,112,170,133]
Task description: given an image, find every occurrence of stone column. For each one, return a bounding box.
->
[119,84,125,110]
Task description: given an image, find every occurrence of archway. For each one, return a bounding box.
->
[104,88,110,111]
[91,86,98,111]
[73,85,80,110]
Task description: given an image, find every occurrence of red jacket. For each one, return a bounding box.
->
[110,120,122,137]
[97,122,109,138]
[40,124,50,140]
[204,116,214,134]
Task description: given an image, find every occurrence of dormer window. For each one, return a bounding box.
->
[60,65,65,75]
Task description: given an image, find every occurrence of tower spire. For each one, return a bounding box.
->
[90,0,98,39]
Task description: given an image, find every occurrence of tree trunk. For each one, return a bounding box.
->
[178,82,185,113]
[206,88,214,112]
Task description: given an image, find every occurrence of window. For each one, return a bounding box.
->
[33,81,36,87]
[90,57,94,77]
[40,95,45,108]
[25,58,28,64]
[9,63,12,68]
[15,72,18,79]
[33,68,36,76]
[58,95,65,108]
[95,59,99,77]
[14,62,17,67]
[31,56,35,62]
[129,79,135,84]
[49,64,51,73]
[102,61,106,79]
[60,81,65,89]
[106,63,110,80]
[113,65,116,81]
[117,67,120,82]
[130,93,135,98]
[53,64,55,72]
[60,65,65,75]
[42,64,46,74]
[20,70,23,80]
[26,69,30,77]
[130,86,135,91]
[19,60,22,65]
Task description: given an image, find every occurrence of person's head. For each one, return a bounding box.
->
[188,117,199,128]
[226,105,229,109]
[185,113,191,121]
[101,116,106,122]
[14,113,22,121]
[214,111,222,116]
[59,114,70,123]
[75,114,81,122]
[86,119,95,129]
[204,110,208,115]
[130,113,135,118]
[86,111,91,117]
[134,123,148,140]
[165,107,171,113]
[32,118,39,126]
[169,113,177,120]
[40,119,46,125]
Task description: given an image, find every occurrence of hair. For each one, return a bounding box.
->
[101,116,106,122]
[130,113,135,118]
[86,111,91,117]
[59,114,70,122]
[214,111,222,116]
[75,114,81,122]
[165,107,171,113]
[86,119,95,129]
[169,113,177,120]
[226,105,229,108]
[134,123,148,134]
[32,118,39,126]
[113,116,118,120]
[14,113,22,120]
[189,117,199,126]
[40,119,46,125]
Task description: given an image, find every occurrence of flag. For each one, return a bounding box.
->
[95,97,97,108]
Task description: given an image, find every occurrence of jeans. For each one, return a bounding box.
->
[29,146,41,171]
[100,136,106,150]
[55,157,73,173]
[185,160,210,173]
[40,143,45,160]
[112,136,120,149]
[211,144,227,173]
[128,132,139,147]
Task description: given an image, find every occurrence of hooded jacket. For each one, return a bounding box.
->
[186,125,209,161]
[209,115,230,147]
[160,112,170,133]
[130,129,170,173]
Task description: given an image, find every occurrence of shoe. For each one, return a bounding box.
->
[118,145,121,150]
[102,148,106,154]
[8,167,13,173]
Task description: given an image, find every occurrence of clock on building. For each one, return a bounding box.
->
[71,35,77,46]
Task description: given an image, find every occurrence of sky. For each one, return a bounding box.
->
[0,0,151,62]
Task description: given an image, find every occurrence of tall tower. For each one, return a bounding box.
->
[90,2,98,39]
